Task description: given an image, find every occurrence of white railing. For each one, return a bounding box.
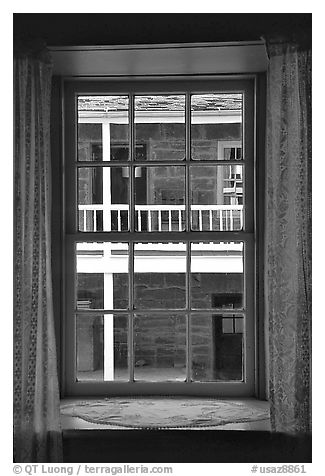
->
[78,204,243,232]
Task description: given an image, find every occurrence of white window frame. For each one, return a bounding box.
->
[62,77,257,397]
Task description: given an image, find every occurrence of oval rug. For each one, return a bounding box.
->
[61,398,270,429]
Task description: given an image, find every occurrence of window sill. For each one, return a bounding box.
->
[61,397,270,431]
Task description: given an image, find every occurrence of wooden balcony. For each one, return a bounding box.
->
[78,204,244,232]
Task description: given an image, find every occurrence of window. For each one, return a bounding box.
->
[64,79,255,396]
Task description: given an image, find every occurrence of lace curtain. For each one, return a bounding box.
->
[14,46,62,462]
[264,38,312,433]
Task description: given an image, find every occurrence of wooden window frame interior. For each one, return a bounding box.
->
[62,77,257,397]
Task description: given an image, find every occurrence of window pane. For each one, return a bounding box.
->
[135,95,185,161]
[190,241,244,309]
[191,314,243,381]
[76,314,129,381]
[76,242,129,310]
[134,314,186,381]
[78,167,129,231]
[135,166,185,231]
[78,96,129,162]
[190,165,243,231]
[134,242,186,309]
[191,94,242,160]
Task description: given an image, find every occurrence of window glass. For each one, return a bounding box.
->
[76,242,129,310]
[135,95,185,161]
[78,96,129,162]
[134,166,185,232]
[190,165,243,231]
[191,313,244,381]
[190,241,244,310]
[191,94,243,160]
[134,242,186,309]
[77,167,130,232]
[76,313,129,381]
[134,314,186,381]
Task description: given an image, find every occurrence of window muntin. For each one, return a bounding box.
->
[65,79,255,396]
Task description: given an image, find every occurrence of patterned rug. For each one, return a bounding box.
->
[61,398,270,429]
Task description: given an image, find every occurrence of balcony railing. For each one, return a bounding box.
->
[78,204,243,232]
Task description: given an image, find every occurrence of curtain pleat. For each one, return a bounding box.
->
[264,38,312,434]
[14,47,62,462]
